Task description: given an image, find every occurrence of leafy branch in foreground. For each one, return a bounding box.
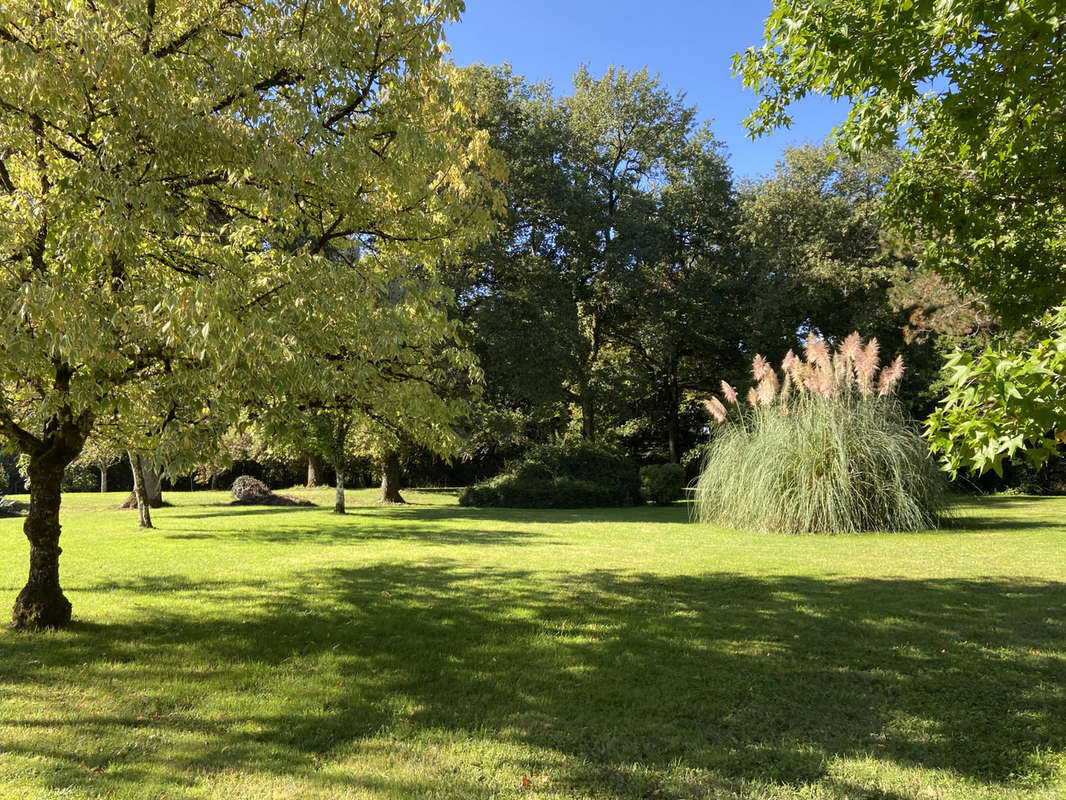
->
[696,333,946,534]
[927,308,1066,478]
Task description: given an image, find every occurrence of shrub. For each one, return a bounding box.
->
[640,463,686,505]
[695,333,947,534]
[459,439,641,508]
[61,464,98,493]
[231,476,271,503]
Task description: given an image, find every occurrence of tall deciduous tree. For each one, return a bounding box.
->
[738,145,915,353]
[458,65,715,448]
[610,131,744,462]
[0,0,496,629]
[563,66,696,440]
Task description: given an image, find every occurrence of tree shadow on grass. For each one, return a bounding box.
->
[2,566,1065,797]
[165,500,692,527]
[159,522,550,547]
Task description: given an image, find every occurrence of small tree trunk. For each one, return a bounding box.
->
[666,366,681,464]
[143,467,163,507]
[378,451,406,504]
[581,389,596,441]
[99,466,108,493]
[11,459,72,630]
[333,466,346,514]
[307,455,325,488]
[121,456,165,509]
[129,452,153,529]
[209,474,218,491]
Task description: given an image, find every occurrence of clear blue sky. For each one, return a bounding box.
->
[444,1,846,180]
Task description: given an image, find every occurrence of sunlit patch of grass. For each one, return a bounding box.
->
[0,490,1064,798]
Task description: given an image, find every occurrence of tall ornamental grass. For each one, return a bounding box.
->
[695,333,947,534]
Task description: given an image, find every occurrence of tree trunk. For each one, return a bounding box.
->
[99,466,108,493]
[581,389,596,441]
[333,466,346,515]
[378,451,406,504]
[143,467,163,507]
[11,459,72,630]
[307,454,325,488]
[666,365,681,464]
[11,392,92,630]
[129,451,153,529]
[121,456,164,509]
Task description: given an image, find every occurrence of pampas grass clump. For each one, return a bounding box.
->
[695,333,947,534]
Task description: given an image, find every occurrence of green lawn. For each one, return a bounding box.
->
[1,490,1064,800]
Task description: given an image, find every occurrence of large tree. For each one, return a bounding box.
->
[0,0,496,629]
[457,65,721,450]
[609,130,744,462]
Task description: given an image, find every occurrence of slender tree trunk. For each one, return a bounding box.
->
[307,454,324,488]
[581,389,596,441]
[99,466,108,493]
[129,452,153,529]
[333,466,346,514]
[209,474,218,491]
[666,364,681,464]
[378,451,406,504]
[121,457,164,509]
[11,459,72,630]
[331,415,350,514]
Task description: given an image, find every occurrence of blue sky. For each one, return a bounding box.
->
[444,1,846,180]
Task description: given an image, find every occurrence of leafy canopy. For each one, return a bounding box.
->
[0,0,499,467]
[736,1,1066,323]
[927,308,1066,477]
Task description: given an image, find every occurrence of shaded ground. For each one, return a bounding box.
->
[0,490,1063,799]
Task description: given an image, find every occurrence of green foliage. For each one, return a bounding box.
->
[737,2,1066,324]
[639,463,687,505]
[927,308,1066,477]
[696,336,946,534]
[455,64,738,453]
[0,0,498,474]
[60,464,98,494]
[738,145,910,347]
[459,439,641,508]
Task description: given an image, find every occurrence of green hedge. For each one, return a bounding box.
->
[640,463,686,505]
[459,440,641,508]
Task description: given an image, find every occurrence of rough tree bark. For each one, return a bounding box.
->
[128,451,153,529]
[307,454,325,488]
[333,465,346,514]
[8,387,93,630]
[378,451,406,504]
[581,390,596,442]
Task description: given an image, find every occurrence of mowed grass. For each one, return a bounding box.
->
[1,490,1065,800]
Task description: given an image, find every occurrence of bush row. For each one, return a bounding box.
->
[459,440,685,508]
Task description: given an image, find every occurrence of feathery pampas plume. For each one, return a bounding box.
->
[704,397,727,423]
[695,333,944,534]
